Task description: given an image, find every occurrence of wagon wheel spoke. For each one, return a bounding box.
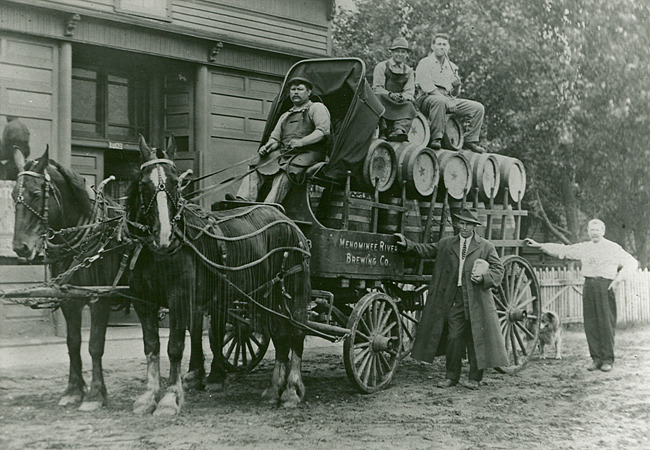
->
[354,346,371,366]
[497,310,506,317]
[377,351,391,373]
[241,339,248,366]
[509,328,519,366]
[493,293,507,311]
[513,279,533,307]
[224,336,237,359]
[379,320,397,336]
[515,321,535,340]
[512,325,527,356]
[376,304,391,334]
[516,295,537,310]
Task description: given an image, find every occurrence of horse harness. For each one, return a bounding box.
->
[14,169,60,229]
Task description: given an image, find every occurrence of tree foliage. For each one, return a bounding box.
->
[333,0,650,265]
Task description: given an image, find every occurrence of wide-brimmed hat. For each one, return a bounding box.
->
[389,37,410,51]
[287,76,313,90]
[453,208,482,225]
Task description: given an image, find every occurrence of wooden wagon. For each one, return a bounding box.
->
[215,58,542,393]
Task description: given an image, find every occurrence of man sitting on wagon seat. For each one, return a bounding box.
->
[234,76,331,204]
[373,37,417,142]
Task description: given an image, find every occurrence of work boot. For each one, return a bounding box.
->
[586,361,601,371]
[428,138,442,150]
[600,363,613,372]
[463,141,485,153]
[387,130,409,142]
[436,379,458,388]
[461,380,481,390]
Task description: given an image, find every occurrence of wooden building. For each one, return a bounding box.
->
[0,0,334,337]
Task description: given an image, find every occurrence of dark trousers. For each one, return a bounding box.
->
[583,278,617,366]
[446,287,483,382]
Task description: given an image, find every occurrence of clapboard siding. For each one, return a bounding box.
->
[0,265,53,338]
[173,2,328,54]
[4,0,330,56]
[0,33,58,162]
[200,69,281,206]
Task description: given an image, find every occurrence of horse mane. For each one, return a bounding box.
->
[24,159,94,217]
[125,178,140,222]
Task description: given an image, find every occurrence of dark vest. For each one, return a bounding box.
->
[385,64,409,94]
[280,108,315,146]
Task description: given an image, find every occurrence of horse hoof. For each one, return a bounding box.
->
[78,401,104,412]
[58,394,83,406]
[205,381,226,392]
[182,370,205,391]
[280,389,301,408]
[133,391,157,415]
[152,393,181,416]
[261,388,280,406]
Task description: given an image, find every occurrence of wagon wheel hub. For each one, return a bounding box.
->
[371,334,396,352]
[507,308,527,323]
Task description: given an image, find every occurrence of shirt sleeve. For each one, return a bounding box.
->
[415,57,436,94]
[616,246,639,279]
[372,61,388,95]
[269,112,289,142]
[309,102,331,136]
[539,242,585,261]
[402,67,415,101]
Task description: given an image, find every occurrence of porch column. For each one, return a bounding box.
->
[195,65,209,208]
[57,41,72,167]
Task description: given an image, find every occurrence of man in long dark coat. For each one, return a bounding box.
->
[395,208,508,389]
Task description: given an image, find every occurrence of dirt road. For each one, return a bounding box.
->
[1,325,649,449]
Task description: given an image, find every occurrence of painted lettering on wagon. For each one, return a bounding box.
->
[338,237,399,267]
[338,237,399,253]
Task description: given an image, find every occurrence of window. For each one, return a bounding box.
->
[72,67,149,142]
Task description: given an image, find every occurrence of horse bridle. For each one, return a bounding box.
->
[14,169,61,231]
[138,158,186,228]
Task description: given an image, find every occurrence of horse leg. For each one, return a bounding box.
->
[58,300,86,406]
[261,333,290,406]
[78,298,111,411]
[153,302,186,416]
[280,328,306,408]
[183,309,205,391]
[133,303,161,415]
[206,311,227,392]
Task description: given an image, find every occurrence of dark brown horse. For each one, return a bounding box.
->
[126,136,310,414]
[11,150,129,411]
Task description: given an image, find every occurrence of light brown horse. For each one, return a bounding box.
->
[12,150,128,411]
[126,136,311,414]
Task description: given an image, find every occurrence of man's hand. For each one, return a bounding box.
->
[288,138,303,149]
[394,233,407,252]
[470,273,484,284]
[608,278,621,291]
[524,238,541,248]
[388,92,404,103]
[258,144,269,156]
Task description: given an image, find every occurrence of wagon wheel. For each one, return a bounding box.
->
[222,316,270,373]
[494,255,541,369]
[344,292,403,393]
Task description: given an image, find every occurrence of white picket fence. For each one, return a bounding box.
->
[533,267,650,325]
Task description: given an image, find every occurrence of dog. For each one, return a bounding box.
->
[537,311,563,359]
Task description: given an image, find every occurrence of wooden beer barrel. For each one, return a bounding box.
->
[407,112,430,147]
[393,143,439,197]
[362,139,396,192]
[377,197,423,241]
[316,189,373,231]
[434,149,472,200]
[493,155,527,203]
[442,116,464,151]
[464,152,500,200]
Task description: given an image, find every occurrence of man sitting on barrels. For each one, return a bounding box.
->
[415,33,485,153]
[372,37,418,143]
[233,76,331,204]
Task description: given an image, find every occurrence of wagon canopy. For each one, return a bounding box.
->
[261,57,385,183]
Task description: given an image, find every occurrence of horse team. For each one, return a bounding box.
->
[11,136,312,414]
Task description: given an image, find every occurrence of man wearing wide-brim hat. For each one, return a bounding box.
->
[372,37,418,142]
[395,207,508,389]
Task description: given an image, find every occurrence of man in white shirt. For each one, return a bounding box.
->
[415,33,485,152]
[395,208,507,389]
[526,219,638,372]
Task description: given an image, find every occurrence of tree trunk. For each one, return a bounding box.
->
[560,174,581,242]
